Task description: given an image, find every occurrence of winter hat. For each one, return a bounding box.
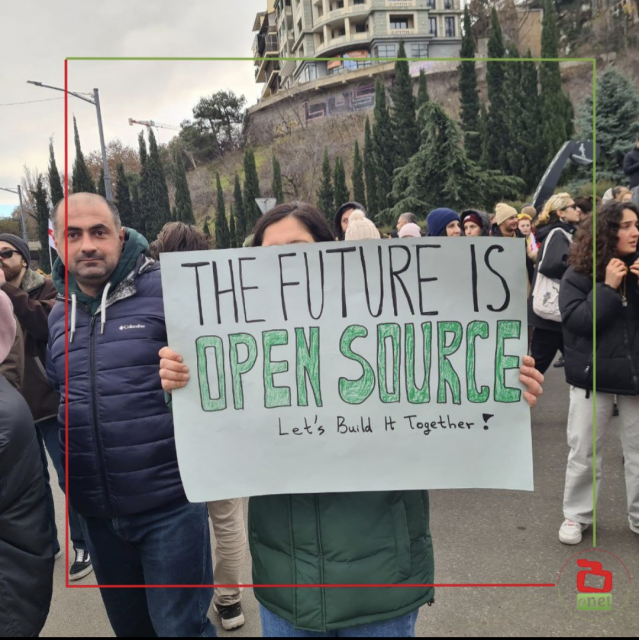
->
[494,203,518,227]
[520,205,536,220]
[398,223,422,238]
[0,290,17,364]
[461,211,483,229]
[334,201,367,240]
[345,211,380,241]
[426,208,460,237]
[0,233,30,269]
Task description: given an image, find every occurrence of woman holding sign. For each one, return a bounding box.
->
[558,201,639,545]
[159,203,545,638]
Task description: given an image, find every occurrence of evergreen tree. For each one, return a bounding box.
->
[317,148,334,218]
[391,102,524,217]
[459,5,482,163]
[215,173,230,249]
[416,70,430,111]
[483,8,508,171]
[333,157,350,208]
[372,78,395,218]
[392,42,419,167]
[32,175,52,273]
[130,180,144,237]
[138,131,148,168]
[71,117,95,193]
[229,203,237,249]
[141,129,172,241]
[243,148,261,229]
[48,140,64,205]
[97,167,106,198]
[234,174,247,244]
[272,154,284,204]
[519,51,545,193]
[577,67,639,180]
[114,163,135,229]
[173,147,195,224]
[539,0,574,167]
[363,117,378,215]
[502,43,525,177]
[351,140,367,209]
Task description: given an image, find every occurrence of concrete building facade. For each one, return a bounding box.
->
[253,0,463,99]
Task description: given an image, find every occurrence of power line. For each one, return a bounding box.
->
[0,97,64,107]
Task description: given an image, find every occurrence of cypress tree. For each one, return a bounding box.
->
[333,157,350,208]
[71,117,95,193]
[392,42,419,167]
[519,51,544,193]
[130,180,144,237]
[503,43,525,178]
[229,203,237,249]
[416,70,430,111]
[48,141,64,205]
[483,8,508,171]
[173,147,195,224]
[272,154,284,204]
[215,173,230,249]
[138,131,148,168]
[97,167,106,198]
[114,163,135,229]
[234,174,247,244]
[351,140,367,209]
[32,175,52,273]
[459,5,482,163]
[317,148,334,218]
[372,78,395,216]
[142,129,172,240]
[243,149,261,229]
[363,117,378,215]
[539,0,574,166]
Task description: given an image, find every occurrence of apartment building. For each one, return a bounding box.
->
[253,0,463,98]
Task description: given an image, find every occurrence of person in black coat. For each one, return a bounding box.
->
[557,201,639,545]
[529,193,581,374]
[0,289,54,637]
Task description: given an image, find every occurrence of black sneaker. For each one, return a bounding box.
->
[69,548,94,582]
[214,602,245,631]
[553,356,565,368]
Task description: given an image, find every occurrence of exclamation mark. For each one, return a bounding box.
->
[483,414,494,431]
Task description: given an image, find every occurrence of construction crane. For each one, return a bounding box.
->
[129,118,198,171]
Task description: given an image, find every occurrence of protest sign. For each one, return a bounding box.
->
[161,237,533,502]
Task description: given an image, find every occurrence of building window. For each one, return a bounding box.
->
[353,0,366,4]
[429,17,437,36]
[301,63,317,83]
[390,15,410,30]
[444,0,452,8]
[445,17,455,37]
[377,43,397,58]
[411,43,428,58]
[427,0,436,7]
[355,22,367,33]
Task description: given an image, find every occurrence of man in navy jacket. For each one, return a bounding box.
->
[47,193,216,637]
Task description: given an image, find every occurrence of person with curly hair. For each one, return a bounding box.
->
[529,193,581,373]
[558,201,639,545]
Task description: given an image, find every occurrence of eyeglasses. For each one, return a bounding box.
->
[0,248,19,260]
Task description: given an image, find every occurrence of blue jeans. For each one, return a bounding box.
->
[79,499,216,637]
[36,416,86,554]
[259,605,419,637]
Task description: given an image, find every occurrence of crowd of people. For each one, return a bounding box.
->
[0,164,637,636]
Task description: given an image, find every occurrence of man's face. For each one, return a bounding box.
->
[55,197,125,291]
[503,215,519,233]
[341,208,356,234]
[0,241,27,284]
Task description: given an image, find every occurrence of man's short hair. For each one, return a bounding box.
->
[51,193,122,235]
[399,212,418,224]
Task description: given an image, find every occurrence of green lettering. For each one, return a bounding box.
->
[495,320,522,403]
[229,333,258,410]
[338,325,375,404]
[466,321,490,403]
[406,323,432,404]
[295,327,323,407]
[437,321,462,404]
[378,323,401,403]
[196,336,226,412]
[263,330,292,408]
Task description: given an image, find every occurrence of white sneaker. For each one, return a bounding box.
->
[630,522,639,535]
[559,519,589,545]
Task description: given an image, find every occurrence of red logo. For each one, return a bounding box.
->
[576,560,613,594]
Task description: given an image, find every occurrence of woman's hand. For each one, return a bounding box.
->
[605,258,628,290]
[520,355,544,408]
[159,346,190,392]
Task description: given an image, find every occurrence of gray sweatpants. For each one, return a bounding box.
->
[563,387,639,528]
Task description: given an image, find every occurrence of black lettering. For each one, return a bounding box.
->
[470,244,479,313]
[278,253,300,321]
[359,245,384,317]
[238,257,265,324]
[416,245,440,316]
[212,260,239,324]
[388,245,415,316]
[484,246,511,313]
[304,252,325,320]
[181,262,209,326]
[326,247,357,318]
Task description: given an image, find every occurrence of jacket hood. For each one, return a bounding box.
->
[334,202,367,240]
[536,220,576,243]
[52,228,149,317]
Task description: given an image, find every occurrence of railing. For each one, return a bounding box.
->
[313,2,371,29]
[389,27,417,36]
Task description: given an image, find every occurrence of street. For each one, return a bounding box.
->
[42,366,638,637]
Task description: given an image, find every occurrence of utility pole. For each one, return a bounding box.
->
[0,185,29,244]
[27,80,113,201]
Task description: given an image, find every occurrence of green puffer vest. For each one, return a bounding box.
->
[249,490,435,633]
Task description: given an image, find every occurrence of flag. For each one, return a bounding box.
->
[48,219,57,249]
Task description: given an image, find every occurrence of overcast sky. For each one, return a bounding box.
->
[0,0,265,210]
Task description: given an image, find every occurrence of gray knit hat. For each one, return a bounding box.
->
[0,234,30,269]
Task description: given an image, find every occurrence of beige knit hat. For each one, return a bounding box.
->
[494,203,518,227]
[345,211,380,241]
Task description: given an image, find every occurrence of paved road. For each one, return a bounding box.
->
[42,367,638,637]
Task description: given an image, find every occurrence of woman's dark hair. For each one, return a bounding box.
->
[252,202,335,246]
[574,196,593,215]
[149,221,211,259]
[569,201,639,280]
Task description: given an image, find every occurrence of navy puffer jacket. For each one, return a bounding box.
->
[47,254,186,518]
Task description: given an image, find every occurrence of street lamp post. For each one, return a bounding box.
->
[0,185,29,244]
[27,80,113,201]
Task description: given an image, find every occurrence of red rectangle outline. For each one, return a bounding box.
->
[62,57,557,591]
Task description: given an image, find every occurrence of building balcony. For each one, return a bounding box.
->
[313,3,371,30]
[385,0,417,7]
[387,27,418,36]
[315,31,371,55]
